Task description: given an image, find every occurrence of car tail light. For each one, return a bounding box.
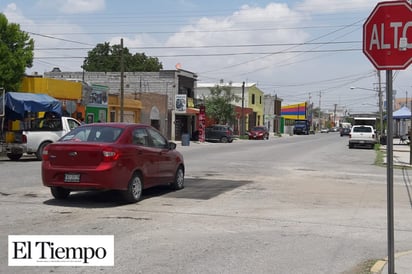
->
[349,134,352,139]
[102,147,120,162]
[42,146,49,161]
[22,134,27,144]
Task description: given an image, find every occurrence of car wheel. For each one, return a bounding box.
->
[220,136,228,143]
[123,172,143,203]
[7,153,22,161]
[170,165,184,190]
[50,187,70,200]
[36,142,51,161]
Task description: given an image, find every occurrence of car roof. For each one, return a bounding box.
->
[352,125,373,128]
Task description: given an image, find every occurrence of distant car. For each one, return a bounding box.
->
[247,126,269,140]
[41,123,185,203]
[340,127,351,136]
[320,128,329,133]
[205,125,234,143]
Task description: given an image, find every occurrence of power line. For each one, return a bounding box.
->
[35,41,360,51]
[32,48,360,60]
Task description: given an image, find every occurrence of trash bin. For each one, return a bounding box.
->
[380,135,387,145]
[181,133,190,146]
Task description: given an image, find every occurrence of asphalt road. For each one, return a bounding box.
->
[1,133,412,273]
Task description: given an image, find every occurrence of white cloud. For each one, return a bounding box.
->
[296,0,381,13]
[36,0,105,14]
[59,0,105,14]
[3,2,95,73]
[3,3,34,26]
[163,3,309,81]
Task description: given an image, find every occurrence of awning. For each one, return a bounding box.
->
[393,106,411,119]
[186,108,199,114]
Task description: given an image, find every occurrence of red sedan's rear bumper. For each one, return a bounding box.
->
[41,162,131,191]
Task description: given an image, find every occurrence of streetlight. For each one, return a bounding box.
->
[350,86,384,138]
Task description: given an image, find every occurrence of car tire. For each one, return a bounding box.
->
[123,172,143,203]
[36,142,51,161]
[7,153,22,161]
[50,187,70,200]
[220,136,228,143]
[170,165,184,190]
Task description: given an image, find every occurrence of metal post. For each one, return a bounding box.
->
[120,38,124,122]
[378,71,384,138]
[165,82,169,139]
[386,70,395,274]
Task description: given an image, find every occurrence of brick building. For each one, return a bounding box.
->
[45,69,198,140]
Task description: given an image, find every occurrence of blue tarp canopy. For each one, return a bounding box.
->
[393,106,411,120]
[1,92,62,120]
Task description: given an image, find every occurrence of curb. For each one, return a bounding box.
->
[370,250,412,273]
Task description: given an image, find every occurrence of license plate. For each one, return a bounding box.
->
[64,173,80,183]
[359,140,365,144]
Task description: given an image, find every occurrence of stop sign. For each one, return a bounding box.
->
[363,1,412,70]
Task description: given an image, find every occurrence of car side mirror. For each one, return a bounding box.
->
[169,142,177,150]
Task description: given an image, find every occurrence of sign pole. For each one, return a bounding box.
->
[386,69,395,274]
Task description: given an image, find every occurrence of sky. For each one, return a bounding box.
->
[1,0,411,114]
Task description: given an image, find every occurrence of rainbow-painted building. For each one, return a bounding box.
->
[281,102,307,120]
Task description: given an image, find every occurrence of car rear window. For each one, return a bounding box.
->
[61,126,123,143]
[353,127,372,133]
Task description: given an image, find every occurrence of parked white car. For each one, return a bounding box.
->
[348,125,376,149]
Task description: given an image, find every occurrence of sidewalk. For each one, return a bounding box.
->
[371,138,412,273]
[381,138,412,167]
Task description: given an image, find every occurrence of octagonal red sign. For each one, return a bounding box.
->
[363,1,412,70]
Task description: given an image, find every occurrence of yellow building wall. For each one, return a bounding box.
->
[20,77,82,100]
[248,86,264,125]
[108,94,142,123]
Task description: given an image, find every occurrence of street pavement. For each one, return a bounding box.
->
[372,138,412,274]
[2,136,411,273]
[182,137,412,274]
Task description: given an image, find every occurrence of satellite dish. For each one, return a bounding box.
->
[66,100,77,114]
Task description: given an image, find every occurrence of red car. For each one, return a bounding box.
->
[41,123,185,203]
[247,126,269,140]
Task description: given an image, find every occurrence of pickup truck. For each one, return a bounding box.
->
[4,116,80,160]
[348,125,376,149]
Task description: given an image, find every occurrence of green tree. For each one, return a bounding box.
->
[82,42,163,72]
[0,13,34,91]
[204,84,240,125]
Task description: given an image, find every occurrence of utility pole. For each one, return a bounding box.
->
[318,92,322,130]
[120,38,124,122]
[241,82,245,136]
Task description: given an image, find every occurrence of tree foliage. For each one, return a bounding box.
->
[82,42,163,72]
[204,85,240,125]
[0,13,34,91]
